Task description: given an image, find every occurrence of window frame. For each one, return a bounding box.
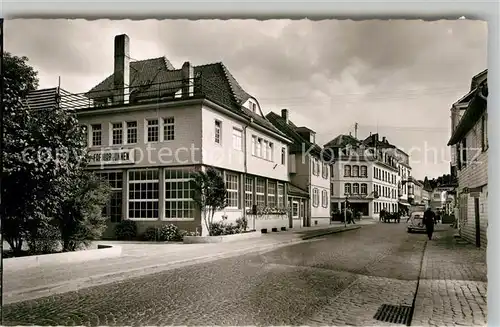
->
[126,121,138,144]
[163,117,175,141]
[91,124,102,147]
[321,189,328,208]
[127,169,160,220]
[146,118,160,143]
[111,122,124,145]
[312,188,319,207]
[344,183,351,195]
[344,165,351,177]
[245,176,254,209]
[232,127,243,151]
[214,119,222,145]
[164,168,195,221]
[225,172,240,209]
[255,178,266,207]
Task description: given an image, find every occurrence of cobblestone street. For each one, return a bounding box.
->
[2,223,487,326]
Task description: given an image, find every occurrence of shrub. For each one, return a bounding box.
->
[235,217,248,232]
[26,223,61,255]
[142,226,160,241]
[210,221,241,236]
[115,220,138,240]
[159,224,183,242]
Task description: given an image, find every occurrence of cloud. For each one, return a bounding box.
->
[4,18,487,179]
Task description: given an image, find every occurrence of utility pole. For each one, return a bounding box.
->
[354,122,358,139]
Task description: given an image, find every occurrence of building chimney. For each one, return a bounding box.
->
[181,61,194,98]
[281,109,289,124]
[382,136,386,143]
[114,34,130,105]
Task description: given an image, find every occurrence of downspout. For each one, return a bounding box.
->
[242,118,252,230]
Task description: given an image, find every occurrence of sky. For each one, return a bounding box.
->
[5,19,487,180]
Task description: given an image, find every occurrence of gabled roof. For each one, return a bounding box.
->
[448,79,488,146]
[265,111,330,160]
[324,134,360,149]
[86,57,287,139]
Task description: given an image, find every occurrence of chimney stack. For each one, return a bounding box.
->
[114,34,130,105]
[382,136,387,143]
[281,109,289,124]
[181,61,194,98]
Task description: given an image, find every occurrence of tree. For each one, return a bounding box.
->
[191,167,228,236]
[2,52,93,255]
[2,52,40,254]
[54,171,111,252]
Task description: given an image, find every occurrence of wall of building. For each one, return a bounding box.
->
[201,105,289,182]
[372,161,399,218]
[309,156,331,225]
[456,116,488,248]
[79,104,204,168]
[79,101,292,237]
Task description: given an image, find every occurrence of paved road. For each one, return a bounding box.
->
[1,223,462,326]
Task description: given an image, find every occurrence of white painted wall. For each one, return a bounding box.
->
[201,105,289,181]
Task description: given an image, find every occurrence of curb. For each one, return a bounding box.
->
[301,225,361,240]
[3,238,310,305]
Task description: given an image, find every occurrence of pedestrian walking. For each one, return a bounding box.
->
[423,207,436,240]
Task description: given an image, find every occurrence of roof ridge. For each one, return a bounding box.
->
[194,62,221,69]
[219,63,239,104]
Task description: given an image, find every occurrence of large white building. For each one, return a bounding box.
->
[61,34,295,236]
[325,134,400,219]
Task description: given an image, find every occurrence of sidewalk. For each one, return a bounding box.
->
[411,227,487,327]
[3,223,367,305]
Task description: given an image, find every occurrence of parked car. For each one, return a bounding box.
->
[407,211,426,233]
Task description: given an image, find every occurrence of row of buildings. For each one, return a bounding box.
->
[24,34,432,237]
[448,69,488,248]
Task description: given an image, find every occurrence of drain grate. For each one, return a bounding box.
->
[373,304,412,325]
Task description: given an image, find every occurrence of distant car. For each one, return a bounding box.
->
[407,211,427,233]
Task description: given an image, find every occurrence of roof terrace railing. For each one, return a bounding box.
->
[59,76,234,111]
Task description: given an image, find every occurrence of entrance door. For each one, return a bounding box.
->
[474,197,481,247]
[299,201,305,228]
[292,201,300,228]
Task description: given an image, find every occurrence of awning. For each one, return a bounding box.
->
[398,200,411,207]
[288,183,309,199]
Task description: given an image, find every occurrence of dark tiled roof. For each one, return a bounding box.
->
[362,133,396,149]
[23,88,60,111]
[86,57,287,139]
[324,134,360,148]
[288,183,309,198]
[448,80,487,146]
[265,111,330,160]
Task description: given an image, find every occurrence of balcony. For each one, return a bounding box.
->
[59,76,232,112]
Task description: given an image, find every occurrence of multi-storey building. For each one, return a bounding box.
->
[362,134,406,216]
[266,109,332,227]
[409,177,422,205]
[62,34,294,236]
[448,70,488,248]
[325,134,399,219]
